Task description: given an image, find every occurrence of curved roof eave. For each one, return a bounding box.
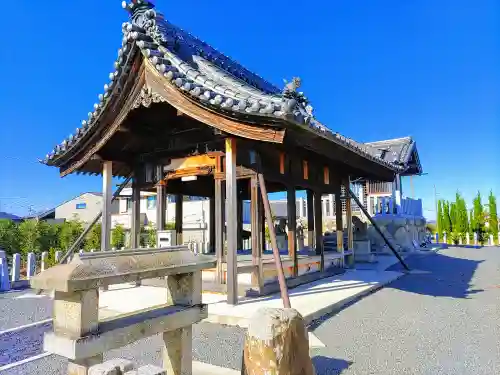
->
[41,0,402,175]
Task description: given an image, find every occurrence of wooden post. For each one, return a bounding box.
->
[237,196,244,251]
[287,186,298,276]
[175,194,183,245]
[156,166,166,233]
[343,178,354,267]
[307,190,315,250]
[163,271,201,375]
[314,191,324,271]
[225,138,238,305]
[209,196,215,253]
[335,185,345,266]
[130,173,141,249]
[215,161,226,283]
[258,173,291,308]
[101,161,112,252]
[250,175,263,290]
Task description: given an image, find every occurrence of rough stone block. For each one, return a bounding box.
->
[242,307,315,375]
[89,359,136,375]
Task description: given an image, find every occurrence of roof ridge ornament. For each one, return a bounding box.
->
[122,0,156,29]
[282,77,309,107]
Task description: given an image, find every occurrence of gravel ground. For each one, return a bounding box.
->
[311,247,500,375]
[0,291,52,331]
[1,322,245,375]
[3,247,499,374]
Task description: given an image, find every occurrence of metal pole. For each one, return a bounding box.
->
[59,174,133,264]
[347,187,410,271]
[257,173,291,308]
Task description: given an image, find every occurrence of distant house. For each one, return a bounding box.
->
[25,192,118,224]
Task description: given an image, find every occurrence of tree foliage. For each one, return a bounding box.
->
[436,200,443,238]
[58,220,84,251]
[442,201,452,235]
[0,219,19,255]
[111,224,126,249]
[472,191,486,244]
[488,191,498,239]
[17,219,41,255]
[84,223,101,251]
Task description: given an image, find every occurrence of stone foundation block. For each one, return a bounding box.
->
[124,365,167,375]
[242,307,315,375]
[89,359,135,375]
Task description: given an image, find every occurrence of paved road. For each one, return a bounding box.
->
[311,247,500,375]
[3,247,499,374]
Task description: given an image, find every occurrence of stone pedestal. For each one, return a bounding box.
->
[242,307,315,375]
[353,240,375,263]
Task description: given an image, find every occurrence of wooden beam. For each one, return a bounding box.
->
[101,161,113,252]
[307,190,315,250]
[324,166,330,185]
[287,186,298,276]
[279,152,285,174]
[214,178,225,283]
[314,191,324,271]
[225,138,238,305]
[303,160,309,180]
[175,194,183,245]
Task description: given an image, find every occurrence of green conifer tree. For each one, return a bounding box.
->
[488,191,498,242]
[472,191,486,244]
[437,200,444,239]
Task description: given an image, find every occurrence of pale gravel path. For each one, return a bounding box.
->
[311,247,500,375]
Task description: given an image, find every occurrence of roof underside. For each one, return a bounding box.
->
[41,0,408,180]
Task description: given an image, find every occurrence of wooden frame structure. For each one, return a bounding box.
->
[41,0,403,305]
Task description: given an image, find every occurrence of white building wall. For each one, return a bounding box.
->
[54,193,119,224]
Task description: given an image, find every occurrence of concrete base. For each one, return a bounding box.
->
[353,240,376,263]
[98,269,404,328]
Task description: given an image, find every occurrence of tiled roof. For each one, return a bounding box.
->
[41,0,403,173]
[365,136,422,174]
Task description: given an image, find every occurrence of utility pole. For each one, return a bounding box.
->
[434,184,439,234]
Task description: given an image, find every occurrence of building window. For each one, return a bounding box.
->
[76,203,87,210]
[127,198,132,210]
[147,196,156,210]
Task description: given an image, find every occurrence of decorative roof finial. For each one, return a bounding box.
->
[122,0,156,28]
[282,77,301,96]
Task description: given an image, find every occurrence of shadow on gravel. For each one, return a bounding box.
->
[387,251,483,299]
[312,355,352,374]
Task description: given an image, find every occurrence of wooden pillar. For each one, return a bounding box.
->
[287,186,298,276]
[209,196,216,253]
[130,169,141,249]
[343,177,354,267]
[225,138,238,305]
[307,190,315,250]
[101,161,112,252]
[237,196,244,251]
[250,176,263,290]
[156,166,166,233]
[313,191,324,271]
[175,194,183,245]
[334,185,344,260]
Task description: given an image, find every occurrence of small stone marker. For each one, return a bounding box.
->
[242,307,315,375]
[466,232,470,245]
[27,252,36,279]
[0,250,11,291]
[11,253,20,282]
[55,251,63,263]
[41,251,48,272]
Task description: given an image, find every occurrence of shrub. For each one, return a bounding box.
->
[111,224,126,249]
[0,219,19,255]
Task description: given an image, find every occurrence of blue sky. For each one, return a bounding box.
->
[1,0,499,219]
